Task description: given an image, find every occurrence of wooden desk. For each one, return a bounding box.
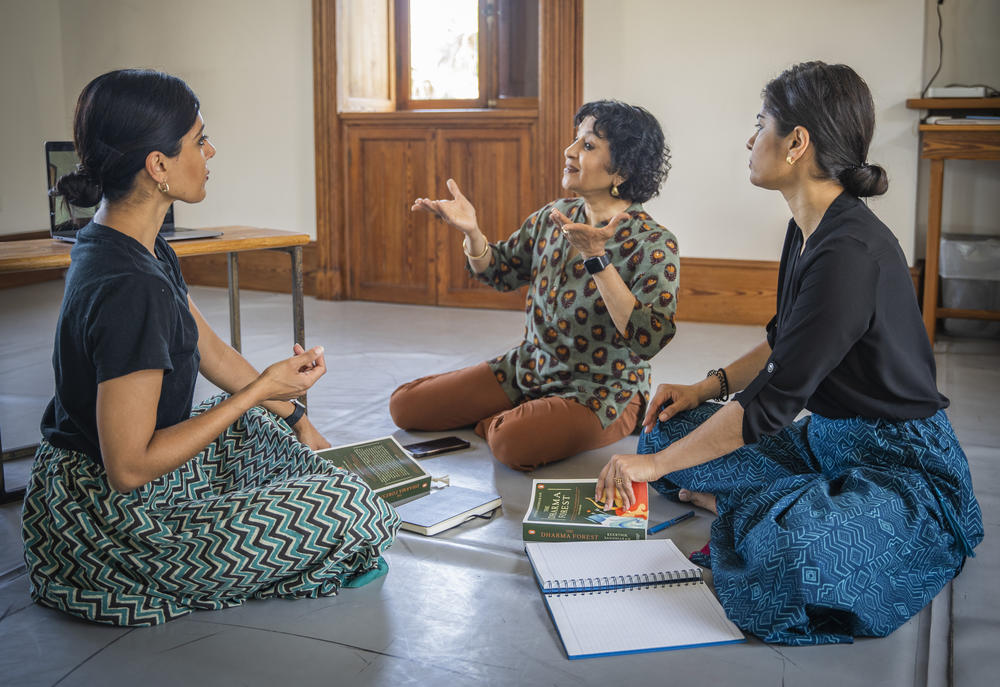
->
[906,98,1000,344]
[0,226,310,501]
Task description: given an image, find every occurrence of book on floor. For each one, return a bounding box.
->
[525,539,745,659]
[394,485,502,536]
[522,478,648,542]
[317,436,431,503]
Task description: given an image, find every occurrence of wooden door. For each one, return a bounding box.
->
[435,125,535,309]
[312,0,583,305]
[345,126,435,304]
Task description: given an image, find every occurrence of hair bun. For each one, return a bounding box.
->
[838,163,888,198]
[52,168,102,208]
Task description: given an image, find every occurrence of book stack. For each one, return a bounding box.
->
[319,436,502,535]
[925,115,1000,125]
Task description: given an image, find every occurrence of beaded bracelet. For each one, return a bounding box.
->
[463,236,491,260]
[707,368,729,402]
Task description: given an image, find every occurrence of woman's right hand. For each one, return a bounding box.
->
[641,382,703,433]
[254,345,327,402]
[411,178,479,236]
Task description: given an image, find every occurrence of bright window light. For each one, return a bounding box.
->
[410,0,479,100]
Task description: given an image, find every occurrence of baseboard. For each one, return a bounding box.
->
[676,257,778,326]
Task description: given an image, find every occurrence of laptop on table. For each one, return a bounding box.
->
[45,141,223,243]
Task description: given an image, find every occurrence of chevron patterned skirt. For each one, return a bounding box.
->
[22,395,400,626]
[640,403,983,645]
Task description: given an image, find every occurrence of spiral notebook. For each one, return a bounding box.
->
[525,539,744,659]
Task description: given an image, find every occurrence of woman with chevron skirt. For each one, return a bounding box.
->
[22,69,399,626]
[594,62,983,645]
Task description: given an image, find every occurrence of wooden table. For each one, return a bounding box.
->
[0,226,311,501]
[906,98,1000,344]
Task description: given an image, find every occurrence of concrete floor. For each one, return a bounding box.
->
[0,281,997,686]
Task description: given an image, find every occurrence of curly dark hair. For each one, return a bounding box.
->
[573,100,670,203]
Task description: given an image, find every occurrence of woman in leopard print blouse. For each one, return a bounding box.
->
[391,100,679,470]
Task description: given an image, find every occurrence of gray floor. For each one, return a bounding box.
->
[0,281,997,686]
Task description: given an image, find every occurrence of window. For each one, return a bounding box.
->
[396,0,538,109]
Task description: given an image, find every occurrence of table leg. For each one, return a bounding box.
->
[290,246,306,408]
[228,252,241,353]
[265,246,308,407]
[291,246,305,348]
[923,158,945,345]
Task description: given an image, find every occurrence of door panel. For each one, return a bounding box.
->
[346,127,436,304]
[435,126,535,309]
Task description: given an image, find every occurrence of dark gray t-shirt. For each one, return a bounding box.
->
[41,222,200,464]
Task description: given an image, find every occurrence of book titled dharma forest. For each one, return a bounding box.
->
[522,478,649,542]
[317,436,431,504]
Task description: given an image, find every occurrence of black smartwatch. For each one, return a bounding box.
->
[583,253,611,274]
[284,399,306,427]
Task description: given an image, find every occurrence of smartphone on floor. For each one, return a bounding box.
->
[402,436,471,458]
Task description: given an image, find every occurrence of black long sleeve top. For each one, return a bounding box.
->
[736,192,948,444]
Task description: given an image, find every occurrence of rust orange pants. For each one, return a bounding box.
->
[389,363,641,471]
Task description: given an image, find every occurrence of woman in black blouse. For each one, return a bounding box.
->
[595,62,983,645]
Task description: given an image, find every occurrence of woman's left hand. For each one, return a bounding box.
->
[551,208,628,258]
[596,452,664,511]
[292,414,332,451]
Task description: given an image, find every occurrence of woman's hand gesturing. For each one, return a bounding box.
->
[551,208,628,258]
[412,178,479,236]
[254,344,327,402]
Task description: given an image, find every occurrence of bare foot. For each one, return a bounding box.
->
[678,489,717,515]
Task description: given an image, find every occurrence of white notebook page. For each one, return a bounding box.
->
[526,539,697,587]
[546,583,744,657]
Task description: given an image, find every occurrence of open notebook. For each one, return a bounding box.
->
[525,539,744,659]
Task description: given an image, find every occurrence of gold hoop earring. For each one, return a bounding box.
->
[786,155,795,166]
[610,184,620,198]
[157,180,170,193]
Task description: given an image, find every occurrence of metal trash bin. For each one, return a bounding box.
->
[939,234,1000,338]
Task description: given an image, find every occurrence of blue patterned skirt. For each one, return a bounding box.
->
[22,395,400,626]
[639,403,983,645]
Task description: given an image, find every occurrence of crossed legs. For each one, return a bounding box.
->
[390,363,641,471]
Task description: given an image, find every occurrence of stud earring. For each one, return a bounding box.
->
[157,180,170,193]
[610,184,620,198]
[786,155,794,166]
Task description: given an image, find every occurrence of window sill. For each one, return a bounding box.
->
[339,109,539,125]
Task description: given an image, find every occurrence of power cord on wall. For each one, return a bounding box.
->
[921,0,999,98]
[920,0,945,97]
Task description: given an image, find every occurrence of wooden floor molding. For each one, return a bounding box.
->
[676,257,778,326]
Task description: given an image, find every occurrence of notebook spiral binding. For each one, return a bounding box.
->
[543,567,702,595]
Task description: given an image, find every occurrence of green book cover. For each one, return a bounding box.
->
[317,436,430,504]
[522,478,648,542]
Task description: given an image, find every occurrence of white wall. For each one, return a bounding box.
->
[916,0,1000,248]
[0,0,316,238]
[583,0,926,263]
[0,0,68,235]
[4,1,994,258]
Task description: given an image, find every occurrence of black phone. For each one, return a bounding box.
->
[402,436,471,458]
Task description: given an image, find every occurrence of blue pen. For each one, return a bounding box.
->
[647,510,695,534]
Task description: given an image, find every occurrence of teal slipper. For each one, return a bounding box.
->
[343,556,389,588]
